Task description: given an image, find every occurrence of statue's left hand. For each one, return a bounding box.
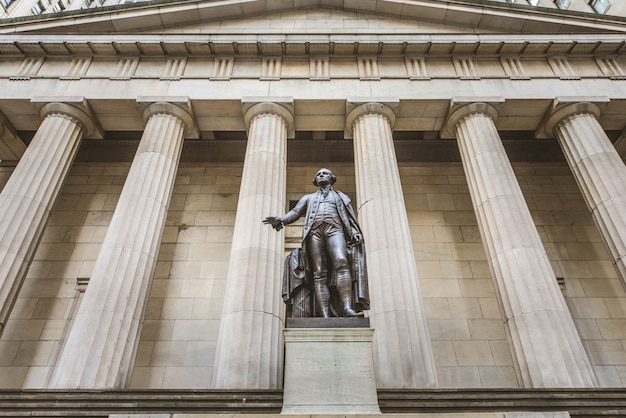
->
[263,216,284,231]
[348,233,363,247]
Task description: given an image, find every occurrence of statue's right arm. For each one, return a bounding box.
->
[279,195,308,225]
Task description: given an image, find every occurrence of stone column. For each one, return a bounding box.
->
[447,101,597,388]
[346,99,438,389]
[545,101,626,290]
[212,98,294,389]
[0,98,99,338]
[50,98,195,388]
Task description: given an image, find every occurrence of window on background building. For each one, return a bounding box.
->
[554,0,570,9]
[590,0,611,13]
[31,0,44,14]
[0,0,14,9]
[527,0,539,5]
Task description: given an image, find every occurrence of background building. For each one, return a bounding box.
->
[0,0,625,416]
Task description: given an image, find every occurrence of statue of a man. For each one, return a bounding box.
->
[264,168,369,318]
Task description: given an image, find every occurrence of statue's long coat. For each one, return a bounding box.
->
[281,189,370,313]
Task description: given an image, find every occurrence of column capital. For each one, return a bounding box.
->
[344,98,399,139]
[538,96,610,138]
[241,97,295,139]
[137,96,198,139]
[441,97,504,139]
[31,97,103,139]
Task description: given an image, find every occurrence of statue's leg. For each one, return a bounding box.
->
[327,230,364,317]
[308,230,331,318]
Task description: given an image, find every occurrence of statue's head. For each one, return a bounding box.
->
[312,168,337,186]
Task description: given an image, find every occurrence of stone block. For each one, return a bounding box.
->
[0,367,27,388]
[282,327,380,414]
[428,193,455,210]
[129,366,165,389]
[427,319,471,341]
[433,225,463,242]
[479,298,503,319]
[440,261,472,279]
[13,340,55,366]
[151,341,187,366]
[170,262,202,280]
[571,298,610,318]
[468,319,507,340]
[451,243,487,261]
[437,365,481,388]
[415,261,442,279]
[459,279,496,298]
[490,341,514,366]
[409,225,435,242]
[420,278,461,298]
[596,319,626,340]
[163,366,212,389]
[453,340,494,366]
[172,319,219,340]
[424,297,451,319]
[0,341,20,366]
[431,340,457,366]
[184,340,216,366]
[479,366,519,388]
[449,298,483,319]
[161,299,194,320]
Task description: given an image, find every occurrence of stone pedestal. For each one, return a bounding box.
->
[281,321,380,415]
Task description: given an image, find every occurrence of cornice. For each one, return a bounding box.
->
[0,33,624,58]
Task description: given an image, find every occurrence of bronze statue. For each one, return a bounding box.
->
[264,168,369,318]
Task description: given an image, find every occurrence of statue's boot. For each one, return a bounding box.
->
[314,278,331,318]
[336,270,364,317]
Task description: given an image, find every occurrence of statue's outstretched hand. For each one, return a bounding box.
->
[263,216,284,231]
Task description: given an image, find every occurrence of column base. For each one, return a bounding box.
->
[281,324,380,415]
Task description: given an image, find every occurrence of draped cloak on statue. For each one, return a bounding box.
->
[281,189,370,317]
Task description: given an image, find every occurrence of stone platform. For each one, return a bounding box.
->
[281,319,380,415]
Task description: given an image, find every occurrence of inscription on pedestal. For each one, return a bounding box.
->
[281,327,380,415]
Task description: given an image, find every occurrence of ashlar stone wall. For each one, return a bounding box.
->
[0,160,624,389]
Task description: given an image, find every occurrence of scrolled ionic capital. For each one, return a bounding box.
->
[345,98,399,139]
[137,96,198,138]
[538,97,609,136]
[442,98,504,139]
[241,97,295,139]
[31,96,103,139]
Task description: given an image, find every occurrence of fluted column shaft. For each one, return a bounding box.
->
[212,99,294,389]
[50,100,194,388]
[547,103,626,289]
[0,99,97,337]
[347,100,438,389]
[449,102,596,388]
